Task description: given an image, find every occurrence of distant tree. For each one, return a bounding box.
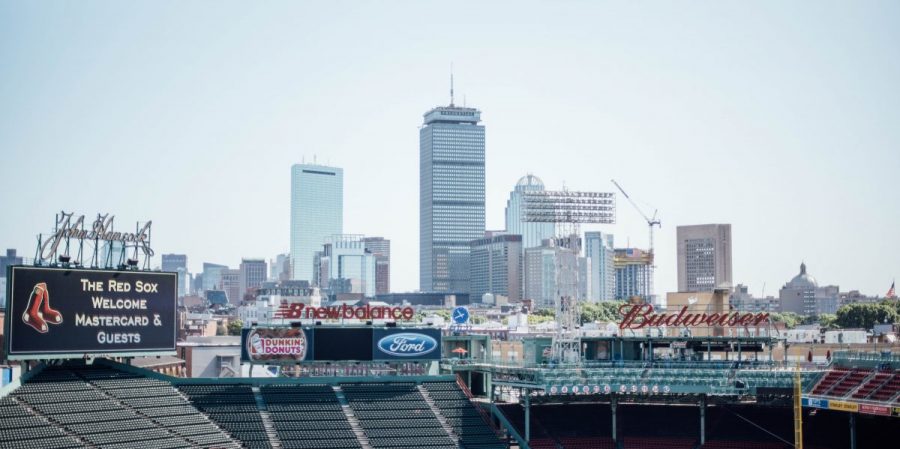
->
[580,301,628,324]
[769,312,800,329]
[470,315,487,325]
[528,314,556,325]
[216,322,228,336]
[817,314,839,330]
[835,303,899,330]
[227,319,243,336]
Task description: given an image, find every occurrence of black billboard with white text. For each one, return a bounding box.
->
[4,266,177,359]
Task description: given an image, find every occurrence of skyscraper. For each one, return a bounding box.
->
[362,237,391,295]
[419,96,485,293]
[316,235,377,297]
[505,174,556,250]
[524,238,585,309]
[470,234,523,303]
[585,231,616,301]
[161,254,188,298]
[239,258,267,300]
[221,268,241,304]
[676,224,733,292]
[291,164,343,282]
[201,262,228,292]
[614,248,654,303]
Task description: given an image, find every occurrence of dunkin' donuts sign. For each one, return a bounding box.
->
[242,327,309,363]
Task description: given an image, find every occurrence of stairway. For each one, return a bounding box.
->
[251,386,283,449]
[333,386,374,449]
[417,384,461,444]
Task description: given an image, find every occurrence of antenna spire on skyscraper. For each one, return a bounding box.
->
[450,63,455,107]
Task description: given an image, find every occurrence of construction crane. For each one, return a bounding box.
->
[611,179,661,256]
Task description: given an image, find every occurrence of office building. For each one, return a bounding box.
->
[362,237,391,295]
[269,253,291,282]
[585,232,615,301]
[161,254,189,298]
[419,99,485,293]
[316,235,377,297]
[778,262,840,316]
[0,249,23,273]
[470,234,523,303]
[614,248,654,303]
[239,258,267,300]
[221,269,241,305]
[291,163,343,282]
[505,175,556,250]
[676,224,733,292]
[202,263,228,293]
[524,238,586,309]
[730,284,778,313]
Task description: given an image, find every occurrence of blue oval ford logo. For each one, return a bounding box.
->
[377,333,437,357]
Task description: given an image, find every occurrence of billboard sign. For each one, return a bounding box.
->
[859,404,891,416]
[373,328,441,360]
[5,266,176,359]
[241,327,312,363]
[801,397,829,409]
[314,328,373,361]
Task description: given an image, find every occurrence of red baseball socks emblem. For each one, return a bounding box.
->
[22,282,63,333]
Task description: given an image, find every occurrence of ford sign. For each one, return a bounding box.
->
[376,332,438,358]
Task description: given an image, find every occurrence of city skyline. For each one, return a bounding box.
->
[1,2,898,297]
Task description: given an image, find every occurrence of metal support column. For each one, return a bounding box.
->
[849,413,856,449]
[524,392,531,443]
[699,395,706,445]
[648,340,653,361]
[611,395,618,444]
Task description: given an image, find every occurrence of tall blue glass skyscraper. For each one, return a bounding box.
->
[420,104,485,292]
[291,164,343,282]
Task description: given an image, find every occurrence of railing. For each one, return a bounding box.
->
[833,350,900,365]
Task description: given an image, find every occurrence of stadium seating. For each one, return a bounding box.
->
[850,371,890,399]
[179,383,273,448]
[422,381,505,449]
[3,363,241,449]
[622,436,695,449]
[259,383,361,449]
[557,436,616,449]
[825,369,870,397]
[867,371,900,402]
[810,369,848,395]
[343,382,456,449]
[702,441,791,449]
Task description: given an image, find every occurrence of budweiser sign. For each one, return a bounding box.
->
[618,304,769,330]
[275,303,415,321]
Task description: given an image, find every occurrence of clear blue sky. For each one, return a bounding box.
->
[1,1,898,296]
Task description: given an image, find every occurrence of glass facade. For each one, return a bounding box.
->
[419,106,485,293]
[318,235,376,297]
[291,164,343,282]
[614,248,654,303]
[505,174,556,250]
[469,234,523,303]
[585,231,616,301]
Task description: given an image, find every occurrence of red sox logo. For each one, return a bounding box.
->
[22,283,63,333]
